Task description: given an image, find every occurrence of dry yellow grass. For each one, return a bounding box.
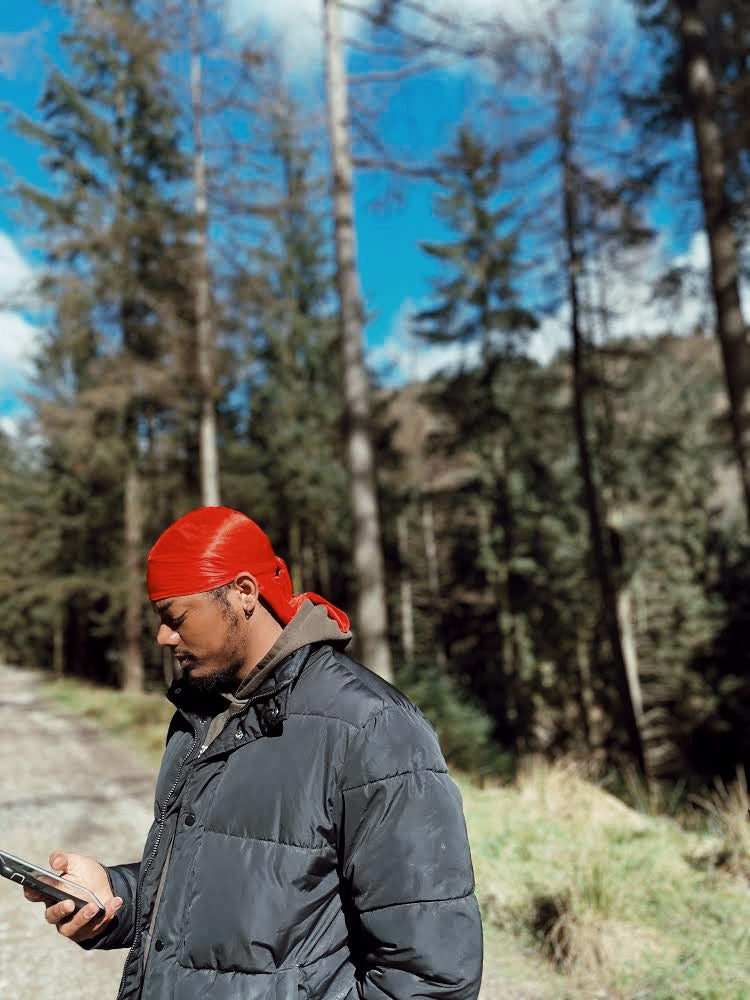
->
[462,758,750,999]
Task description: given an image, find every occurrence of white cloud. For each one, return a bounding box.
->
[0,231,35,305]
[370,297,481,384]
[0,233,41,421]
[222,0,324,73]
[371,230,741,381]
[524,232,719,365]
[0,310,39,375]
[218,0,625,75]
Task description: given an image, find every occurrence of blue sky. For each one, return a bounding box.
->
[0,0,725,428]
[0,0,472,420]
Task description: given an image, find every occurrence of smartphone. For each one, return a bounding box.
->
[0,848,105,916]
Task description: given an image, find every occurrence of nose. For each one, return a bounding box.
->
[157,624,180,647]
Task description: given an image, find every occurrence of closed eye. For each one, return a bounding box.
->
[158,611,186,631]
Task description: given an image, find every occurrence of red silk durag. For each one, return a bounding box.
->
[146,507,350,634]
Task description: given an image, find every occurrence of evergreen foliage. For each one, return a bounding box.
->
[1,0,749,791]
[11,0,191,686]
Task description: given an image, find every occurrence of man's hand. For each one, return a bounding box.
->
[23,850,124,942]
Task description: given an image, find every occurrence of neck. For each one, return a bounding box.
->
[240,607,284,681]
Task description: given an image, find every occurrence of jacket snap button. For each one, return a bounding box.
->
[184,813,195,826]
[155,939,164,952]
[268,706,279,720]
[235,730,243,740]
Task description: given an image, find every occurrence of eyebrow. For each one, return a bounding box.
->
[153,600,175,616]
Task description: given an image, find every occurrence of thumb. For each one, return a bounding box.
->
[48,851,70,873]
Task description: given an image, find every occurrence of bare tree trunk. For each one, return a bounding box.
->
[421,498,447,670]
[52,606,65,678]
[477,496,518,730]
[616,585,646,738]
[288,516,302,591]
[678,0,750,531]
[323,0,393,681]
[396,511,415,664]
[316,537,332,598]
[122,456,144,692]
[190,0,220,507]
[575,628,595,749]
[555,63,647,777]
[422,499,440,598]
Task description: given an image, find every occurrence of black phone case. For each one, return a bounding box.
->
[0,856,105,917]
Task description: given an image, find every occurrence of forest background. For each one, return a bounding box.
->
[0,0,749,804]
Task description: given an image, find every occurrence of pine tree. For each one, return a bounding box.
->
[13,0,190,689]
[412,124,537,746]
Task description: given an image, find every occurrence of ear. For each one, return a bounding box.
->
[233,571,259,615]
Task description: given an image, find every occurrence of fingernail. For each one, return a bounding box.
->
[83,905,97,919]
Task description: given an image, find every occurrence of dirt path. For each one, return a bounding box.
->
[0,663,155,999]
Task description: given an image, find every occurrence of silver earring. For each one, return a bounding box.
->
[244,607,253,620]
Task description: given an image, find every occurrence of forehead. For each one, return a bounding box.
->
[152,593,212,615]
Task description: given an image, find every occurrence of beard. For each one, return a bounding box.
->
[178,659,245,698]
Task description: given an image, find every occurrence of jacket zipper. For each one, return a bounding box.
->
[116,719,203,1000]
[115,673,293,996]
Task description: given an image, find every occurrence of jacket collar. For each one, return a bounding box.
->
[166,642,312,721]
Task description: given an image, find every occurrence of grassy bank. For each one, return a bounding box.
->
[42,676,750,999]
[464,760,750,998]
[42,676,174,766]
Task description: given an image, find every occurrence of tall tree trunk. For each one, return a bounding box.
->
[421,496,448,671]
[397,511,415,665]
[555,67,647,776]
[52,605,65,678]
[477,497,517,730]
[616,585,646,741]
[575,627,595,750]
[288,516,302,591]
[677,0,750,530]
[422,499,441,598]
[122,453,144,692]
[323,0,393,681]
[190,0,220,507]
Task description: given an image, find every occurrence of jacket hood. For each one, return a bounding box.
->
[187,599,352,754]
[232,598,351,702]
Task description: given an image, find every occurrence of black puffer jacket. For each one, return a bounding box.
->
[96,640,483,999]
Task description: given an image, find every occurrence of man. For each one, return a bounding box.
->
[30,506,483,999]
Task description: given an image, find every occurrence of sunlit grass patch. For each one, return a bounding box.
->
[459,758,750,998]
[41,676,174,765]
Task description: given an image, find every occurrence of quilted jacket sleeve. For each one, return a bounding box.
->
[338,704,483,999]
[79,861,141,951]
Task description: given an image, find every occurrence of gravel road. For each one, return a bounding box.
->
[0,663,155,999]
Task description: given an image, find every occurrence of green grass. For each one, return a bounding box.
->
[42,678,750,999]
[42,676,174,766]
[461,759,750,998]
